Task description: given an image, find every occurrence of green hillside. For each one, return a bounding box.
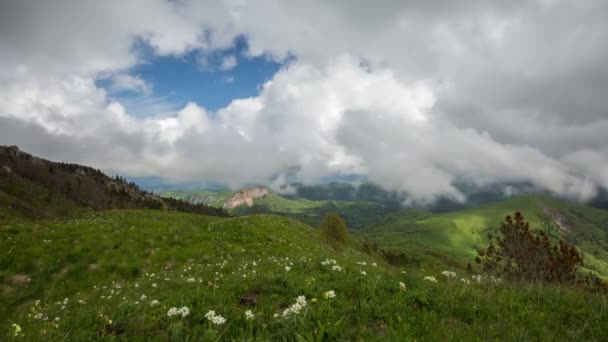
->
[232,193,391,230]
[362,195,608,278]
[160,189,393,230]
[158,189,233,207]
[2,210,608,340]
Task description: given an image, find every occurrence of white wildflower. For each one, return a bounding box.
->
[323,290,336,299]
[399,282,407,291]
[186,278,195,283]
[245,310,254,320]
[151,300,160,306]
[285,266,291,272]
[282,296,307,317]
[424,276,438,283]
[205,310,226,325]
[167,306,190,318]
[441,271,457,278]
[12,323,22,336]
[360,271,367,276]
[331,265,342,272]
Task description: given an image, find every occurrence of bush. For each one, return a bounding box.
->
[320,212,348,246]
[476,212,583,284]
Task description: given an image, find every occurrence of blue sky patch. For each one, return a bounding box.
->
[97,36,283,117]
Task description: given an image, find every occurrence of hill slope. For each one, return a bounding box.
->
[162,188,394,230]
[363,195,608,277]
[0,146,228,219]
[2,210,608,340]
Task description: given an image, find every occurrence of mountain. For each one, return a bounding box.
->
[0,145,229,219]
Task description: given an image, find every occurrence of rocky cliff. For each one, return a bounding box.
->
[223,187,269,209]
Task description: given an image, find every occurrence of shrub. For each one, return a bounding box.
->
[320,212,348,246]
[476,212,583,284]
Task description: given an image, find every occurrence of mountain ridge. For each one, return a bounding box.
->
[0,145,229,219]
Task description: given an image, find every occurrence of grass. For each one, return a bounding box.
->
[2,209,608,340]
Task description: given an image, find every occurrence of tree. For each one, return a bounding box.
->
[476,212,583,284]
[320,212,348,247]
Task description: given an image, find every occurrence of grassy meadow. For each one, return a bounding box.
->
[2,209,608,340]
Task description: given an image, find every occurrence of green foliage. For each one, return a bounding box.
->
[320,212,349,246]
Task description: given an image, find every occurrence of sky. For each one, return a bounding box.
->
[1,0,607,204]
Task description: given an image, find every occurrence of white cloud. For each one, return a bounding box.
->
[1,0,607,202]
[219,55,238,71]
[107,74,152,95]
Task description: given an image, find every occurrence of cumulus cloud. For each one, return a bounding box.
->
[0,0,607,202]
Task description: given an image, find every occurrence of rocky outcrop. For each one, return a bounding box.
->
[223,187,269,209]
[542,206,572,232]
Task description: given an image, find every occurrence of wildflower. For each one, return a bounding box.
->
[331,265,342,272]
[78,299,86,304]
[285,266,291,272]
[205,310,226,325]
[399,282,407,291]
[12,323,22,336]
[245,310,254,320]
[372,262,377,267]
[360,271,367,276]
[441,271,457,278]
[323,290,336,299]
[424,276,438,283]
[320,259,337,266]
[460,278,471,285]
[140,294,147,300]
[186,278,195,283]
[151,300,160,306]
[472,275,482,284]
[282,296,307,317]
[167,306,190,318]
[152,283,157,288]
